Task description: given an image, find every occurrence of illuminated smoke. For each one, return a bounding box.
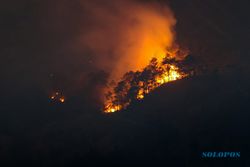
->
[43,0,180,106]
[78,0,177,80]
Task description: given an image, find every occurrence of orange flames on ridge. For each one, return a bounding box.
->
[103,49,189,113]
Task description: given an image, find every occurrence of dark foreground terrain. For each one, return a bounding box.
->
[1,69,250,167]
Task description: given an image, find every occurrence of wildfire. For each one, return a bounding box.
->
[103,52,189,113]
[59,97,65,103]
[104,104,122,113]
[50,91,65,103]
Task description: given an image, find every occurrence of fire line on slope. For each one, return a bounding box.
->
[103,51,191,113]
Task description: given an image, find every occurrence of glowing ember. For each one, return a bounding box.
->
[103,53,189,113]
[104,104,121,113]
[59,97,65,103]
[50,91,65,103]
[136,89,144,100]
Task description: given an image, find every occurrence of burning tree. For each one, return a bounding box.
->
[103,52,200,113]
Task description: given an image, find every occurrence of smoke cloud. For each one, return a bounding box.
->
[17,0,178,104]
[77,0,176,80]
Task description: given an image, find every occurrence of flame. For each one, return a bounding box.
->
[103,51,189,113]
[136,89,144,100]
[59,97,65,103]
[50,91,66,103]
[156,65,180,83]
[104,104,122,113]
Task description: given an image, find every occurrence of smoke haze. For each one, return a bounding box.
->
[77,0,176,81]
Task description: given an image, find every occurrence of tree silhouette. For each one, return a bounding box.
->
[104,53,204,111]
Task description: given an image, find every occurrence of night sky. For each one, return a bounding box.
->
[1,0,250,166]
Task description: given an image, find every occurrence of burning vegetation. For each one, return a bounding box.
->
[104,50,197,113]
[44,1,203,113]
[50,91,65,103]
